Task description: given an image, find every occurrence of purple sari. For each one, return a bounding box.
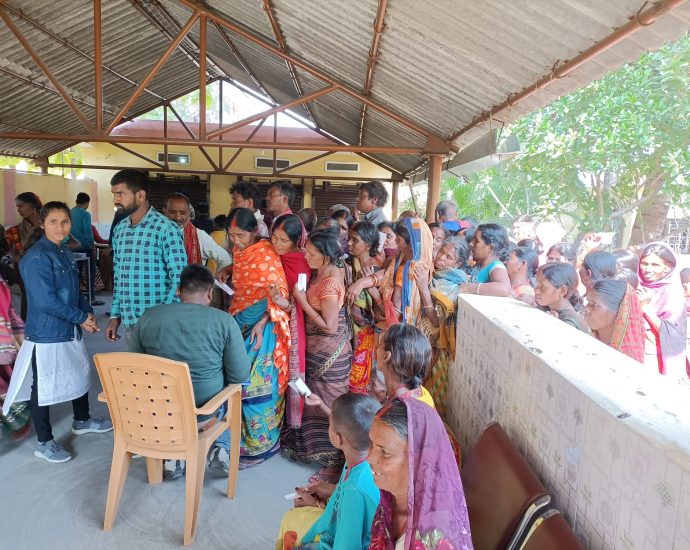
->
[638,243,688,382]
[369,399,474,550]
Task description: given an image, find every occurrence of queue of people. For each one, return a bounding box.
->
[2,172,689,549]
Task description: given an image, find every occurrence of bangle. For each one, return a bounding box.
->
[370,273,380,287]
[423,304,434,310]
[476,283,482,295]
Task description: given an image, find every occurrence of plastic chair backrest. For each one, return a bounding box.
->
[94,352,199,454]
[461,422,551,550]
[520,509,585,550]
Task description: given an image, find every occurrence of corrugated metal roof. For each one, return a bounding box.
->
[0,0,688,174]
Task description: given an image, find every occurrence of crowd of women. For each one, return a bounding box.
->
[2,181,689,549]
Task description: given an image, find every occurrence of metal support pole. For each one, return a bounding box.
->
[93,0,103,131]
[391,180,399,219]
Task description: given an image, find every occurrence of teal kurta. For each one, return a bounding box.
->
[301,461,381,550]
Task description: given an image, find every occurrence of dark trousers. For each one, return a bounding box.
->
[78,249,96,301]
[29,350,90,443]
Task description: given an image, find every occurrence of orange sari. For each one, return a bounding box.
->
[230,239,291,391]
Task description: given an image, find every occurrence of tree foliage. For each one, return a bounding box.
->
[445,33,690,240]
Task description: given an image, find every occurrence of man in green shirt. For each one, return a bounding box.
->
[128,264,250,477]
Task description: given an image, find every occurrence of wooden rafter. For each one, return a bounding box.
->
[358,0,388,146]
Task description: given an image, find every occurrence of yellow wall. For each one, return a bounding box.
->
[81,142,391,217]
[0,170,105,227]
[2,142,392,228]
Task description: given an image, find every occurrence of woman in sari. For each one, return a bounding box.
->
[459,223,511,297]
[636,243,688,384]
[379,218,434,327]
[0,273,31,440]
[584,279,645,362]
[413,237,469,417]
[505,245,538,306]
[345,221,383,394]
[268,214,311,431]
[282,231,352,478]
[368,399,474,550]
[5,192,43,319]
[226,207,291,467]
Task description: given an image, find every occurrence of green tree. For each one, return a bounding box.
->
[444,33,690,244]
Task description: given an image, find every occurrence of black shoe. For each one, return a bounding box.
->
[91,300,106,306]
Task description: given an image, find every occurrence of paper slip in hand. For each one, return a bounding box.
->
[288,378,312,397]
[284,492,301,500]
[214,279,235,296]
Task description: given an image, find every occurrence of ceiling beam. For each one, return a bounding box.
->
[0,6,94,132]
[275,151,335,175]
[0,131,425,154]
[358,0,388,146]
[1,3,166,103]
[223,117,266,171]
[106,12,199,134]
[176,0,451,151]
[0,66,119,119]
[207,85,335,140]
[448,0,687,144]
[111,142,164,168]
[261,0,317,127]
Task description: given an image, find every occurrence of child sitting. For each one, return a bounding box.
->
[277,393,381,550]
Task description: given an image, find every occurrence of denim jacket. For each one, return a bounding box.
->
[19,236,92,343]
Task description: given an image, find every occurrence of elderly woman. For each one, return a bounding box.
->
[378,218,433,327]
[459,223,511,297]
[410,237,469,416]
[584,279,645,363]
[636,243,688,384]
[226,207,291,468]
[505,245,538,306]
[282,231,353,479]
[367,398,474,549]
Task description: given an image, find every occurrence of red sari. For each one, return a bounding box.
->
[280,250,311,427]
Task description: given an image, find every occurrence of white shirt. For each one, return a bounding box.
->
[196,227,232,269]
[255,210,270,238]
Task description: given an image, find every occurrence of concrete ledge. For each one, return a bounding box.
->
[448,295,690,550]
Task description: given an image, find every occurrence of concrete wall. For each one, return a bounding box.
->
[448,295,690,550]
[0,170,103,227]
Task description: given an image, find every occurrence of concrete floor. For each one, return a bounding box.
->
[0,295,313,549]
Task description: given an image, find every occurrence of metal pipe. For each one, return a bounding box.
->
[94,0,103,131]
[177,0,445,143]
[0,7,94,132]
[0,132,425,154]
[358,0,388,145]
[106,12,199,134]
[199,14,207,140]
[206,85,335,140]
[448,0,687,143]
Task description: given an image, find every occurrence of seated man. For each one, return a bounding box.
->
[128,264,250,477]
[276,393,381,550]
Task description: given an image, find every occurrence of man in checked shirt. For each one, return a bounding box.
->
[105,169,187,344]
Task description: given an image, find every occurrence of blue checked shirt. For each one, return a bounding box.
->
[111,207,186,327]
